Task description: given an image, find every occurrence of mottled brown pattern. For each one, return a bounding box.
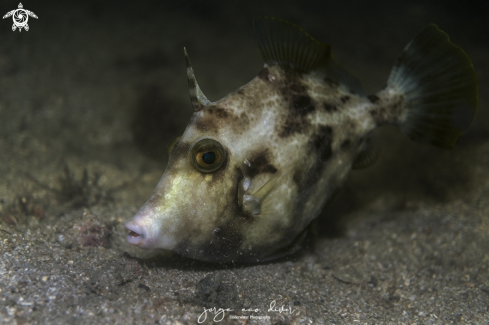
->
[369,101,403,126]
[368,94,405,125]
[274,66,318,138]
[309,125,333,162]
[367,94,380,104]
[190,112,217,133]
[246,149,277,178]
[190,100,252,135]
[279,119,306,138]
[207,105,229,119]
[323,103,337,112]
[341,139,352,150]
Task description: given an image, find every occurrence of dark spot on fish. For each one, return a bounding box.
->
[207,106,229,119]
[258,67,270,81]
[192,101,251,135]
[279,120,304,138]
[340,96,350,103]
[188,78,196,89]
[292,95,315,115]
[341,139,351,150]
[367,94,380,104]
[369,95,405,125]
[369,107,389,125]
[191,113,217,133]
[287,81,305,94]
[287,124,335,223]
[292,169,303,186]
[323,103,337,112]
[309,125,333,161]
[236,89,245,95]
[275,67,316,137]
[246,150,277,178]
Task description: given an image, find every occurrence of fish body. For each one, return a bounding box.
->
[125,18,477,263]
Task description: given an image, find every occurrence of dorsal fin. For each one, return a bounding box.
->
[184,47,211,112]
[253,17,363,94]
[253,17,331,72]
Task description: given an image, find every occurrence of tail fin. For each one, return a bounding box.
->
[387,24,478,149]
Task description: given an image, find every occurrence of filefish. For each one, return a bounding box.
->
[125,17,478,263]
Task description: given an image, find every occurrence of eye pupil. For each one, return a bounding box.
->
[202,151,216,164]
[190,139,226,173]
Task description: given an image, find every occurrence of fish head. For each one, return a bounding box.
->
[125,48,263,262]
[125,104,254,261]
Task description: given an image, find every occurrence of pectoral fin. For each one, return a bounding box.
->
[242,171,282,216]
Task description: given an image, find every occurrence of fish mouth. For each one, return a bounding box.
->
[125,221,145,246]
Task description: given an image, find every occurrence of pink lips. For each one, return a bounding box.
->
[125,221,145,246]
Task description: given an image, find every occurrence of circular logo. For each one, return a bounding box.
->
[13,9,28,28]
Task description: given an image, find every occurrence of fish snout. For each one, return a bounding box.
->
[124,204,175,250]
[125,220,147,247]
[124,205,161,249]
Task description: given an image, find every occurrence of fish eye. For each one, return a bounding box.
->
[190,139,226,173]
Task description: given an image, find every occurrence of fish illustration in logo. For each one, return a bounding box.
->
[125,18,478,263]
[3,3,38,32]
